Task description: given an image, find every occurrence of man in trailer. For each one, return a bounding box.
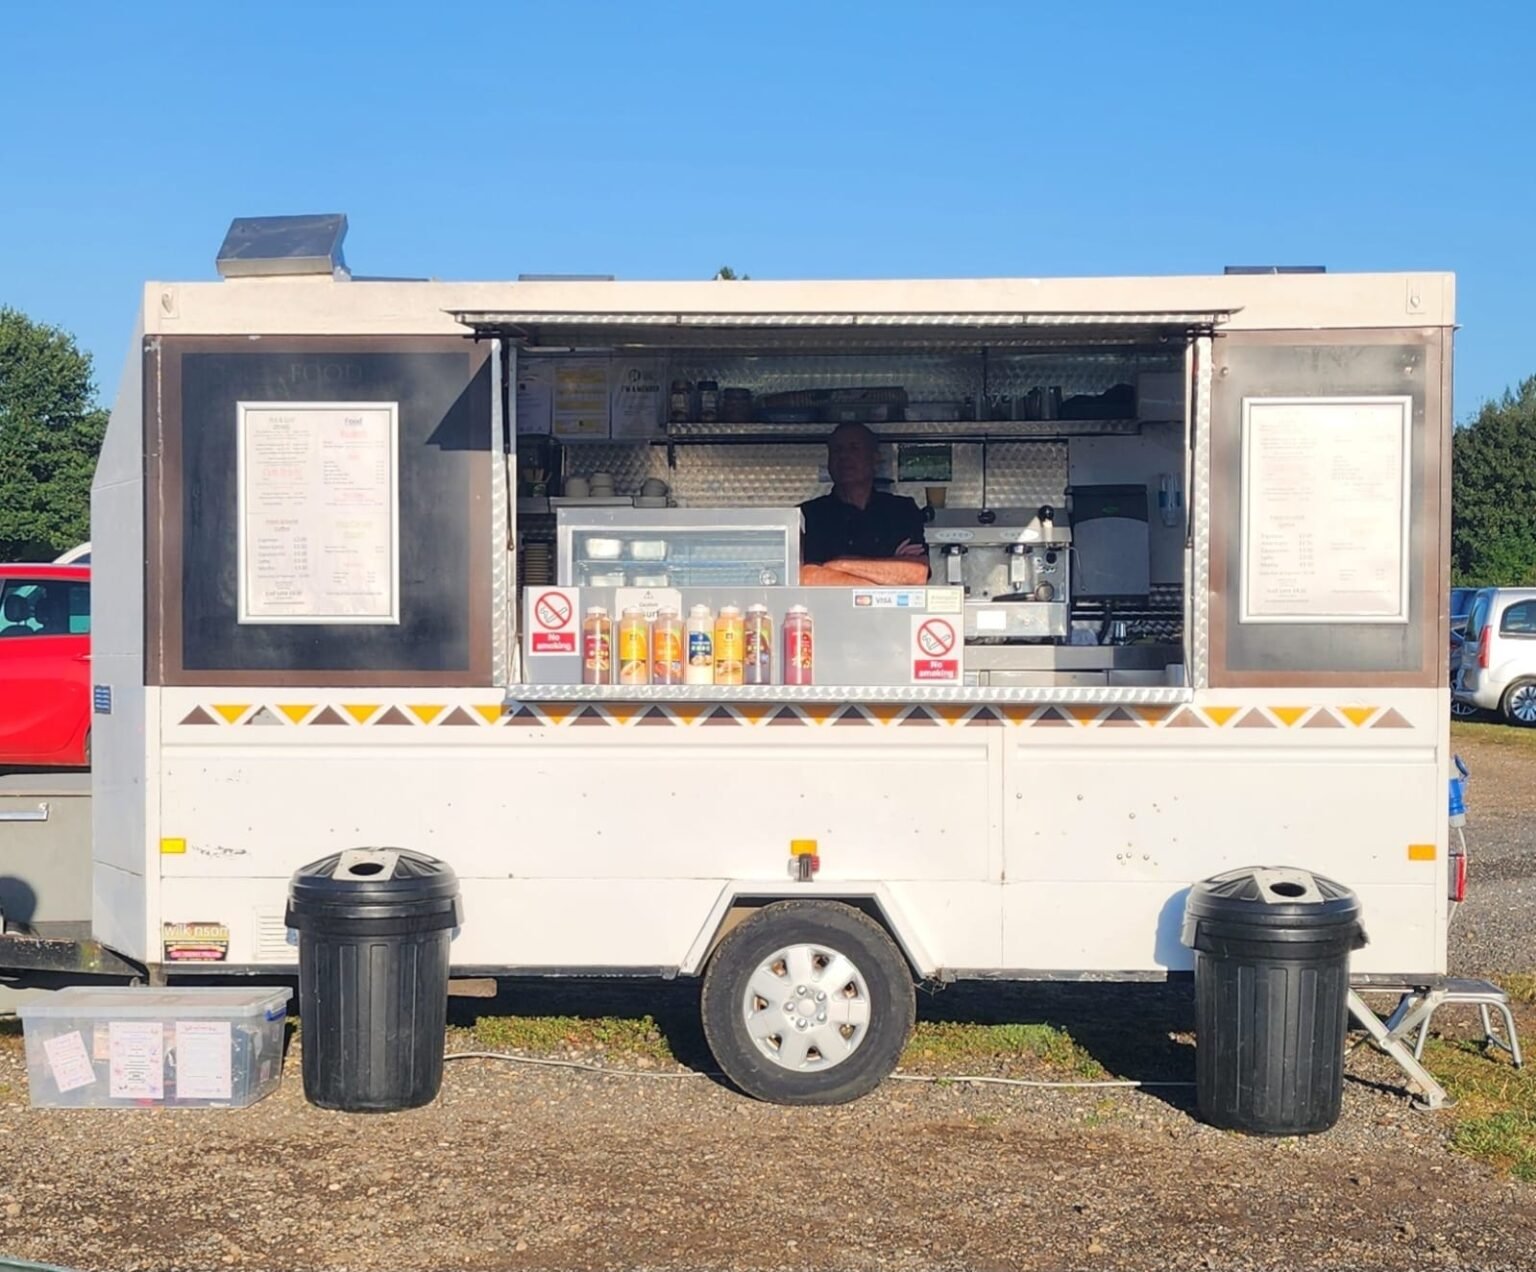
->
[800,422,928,569]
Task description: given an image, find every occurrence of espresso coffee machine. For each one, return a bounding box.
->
[926,505,1071,641]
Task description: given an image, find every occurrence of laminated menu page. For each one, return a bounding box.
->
[109,1020,165,1100]
[43,1030,97,1093]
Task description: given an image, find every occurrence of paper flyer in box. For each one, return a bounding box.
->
[109,1020,165,1100]
[43,1030,97,1093]
[174,1020,234,1100]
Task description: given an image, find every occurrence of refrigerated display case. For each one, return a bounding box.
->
[556,508,801,588]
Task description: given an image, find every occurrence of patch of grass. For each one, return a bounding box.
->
[1424,1036,1536,1181]
[457,1013,674,1064]
[1500,973,1536,1006]
[901,1021,1105,1079]
[1452,720,1536,750]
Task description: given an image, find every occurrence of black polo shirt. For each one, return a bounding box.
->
[800,491,926,565]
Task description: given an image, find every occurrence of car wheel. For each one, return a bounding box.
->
[701,900,915,1106]
[1502,679,1536,728]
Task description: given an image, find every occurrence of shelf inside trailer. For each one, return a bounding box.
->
[503,683,1192,706]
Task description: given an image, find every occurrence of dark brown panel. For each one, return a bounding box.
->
[147,336,492,688]
[1208,329,1446,689]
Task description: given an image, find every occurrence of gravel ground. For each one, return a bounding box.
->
[0,730,1531,1272]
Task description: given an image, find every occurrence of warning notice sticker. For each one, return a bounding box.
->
[529,588,578,655]
[911,615,961,684]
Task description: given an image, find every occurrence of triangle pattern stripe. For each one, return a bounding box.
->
[1341,707,1378,728]
[439,706,480,726]
[244,706,283,726]
[474,705,503,725]
[1235,709,1274,728]
[1202,707,1240,727]
[637,707,674,726]
[213,704,251,725]
[834,706,873,725]
[1032,707,1073,727]
[1164,709,1209,729]
[375,706,413,726]
[734,704,777,724]
[903,707,938,725]
[1271,706,1309,728]
[1100,707,1139,727]
[179,706,218,726]
[1064,705,1102,725]
[409,704,446,725]
[343,704,381,725]
[310,706,348,726]
[277,704,315,725]
[968,707,1003,726]
[703,707,740,725]
[1303,709,1344,729]
[769,707,805,725]
[1371,708,1413,729]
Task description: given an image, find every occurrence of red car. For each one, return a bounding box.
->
[0,563,92,767]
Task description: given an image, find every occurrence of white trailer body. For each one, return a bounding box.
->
[90,267,1455,995]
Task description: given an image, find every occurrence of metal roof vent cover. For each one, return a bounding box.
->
[216,214,349,279]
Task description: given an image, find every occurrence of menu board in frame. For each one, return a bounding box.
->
[1239,395,1411,625]
[236,401,401,624]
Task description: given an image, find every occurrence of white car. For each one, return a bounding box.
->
[1455,587,1536,726]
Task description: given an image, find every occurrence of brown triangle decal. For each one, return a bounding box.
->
[509,706,544,724]
[703,707,740,726]
[243,706,283,726]
[571,706,610,725]
[375,706,413,725]
[636,706,674,725]
[1100,707,1140,727]
[1164,708,1209,729]
[1303,709,1343,729]
[440,706,479,726]
[1371,708,1413,729]
[769,707,805,726]
[1032,707,1073,727]
[968,706,1003,726]
[903,707,938,725]
[834,706,873,725]
[179,706,218,725]
[310,706,348,725]
[1235,709,1274,728]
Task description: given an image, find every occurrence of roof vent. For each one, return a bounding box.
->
[1223,265,1326,275]
[216,214,349,279]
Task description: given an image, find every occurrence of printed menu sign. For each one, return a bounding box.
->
[237,402,400,624]
[174,1021,234,1100]
[1241,397,1411,624]
[109,1020,164,1100]
[551,358,612,439]
[610,359,664,439]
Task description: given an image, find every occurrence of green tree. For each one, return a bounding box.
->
[1452,375,1536,586]
[713,266,750,280]
[0,307,107,561]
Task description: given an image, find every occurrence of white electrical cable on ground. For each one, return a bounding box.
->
[443,1050,1194,1090]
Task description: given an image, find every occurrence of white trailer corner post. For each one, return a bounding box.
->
[90,256,1456,1103]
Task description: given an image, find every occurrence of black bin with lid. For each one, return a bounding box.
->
[1181,866,1366,1135]
[286,848,463,1112]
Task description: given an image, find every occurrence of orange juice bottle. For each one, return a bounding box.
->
[617,607,650,685]
[714,605,745,686]
[651,607,684,684]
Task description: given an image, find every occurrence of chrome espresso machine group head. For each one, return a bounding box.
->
[925,504,1072,641]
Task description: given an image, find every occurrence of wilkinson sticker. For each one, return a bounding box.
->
[162,921,230,963]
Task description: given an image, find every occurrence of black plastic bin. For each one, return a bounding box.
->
[286,848,462,1112]
[1181,866,1366,1135]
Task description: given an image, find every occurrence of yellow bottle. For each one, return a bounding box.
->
[617,607,650,685]
[714,604,745,686]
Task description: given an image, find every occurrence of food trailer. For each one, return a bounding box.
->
[81,216,1458,1104]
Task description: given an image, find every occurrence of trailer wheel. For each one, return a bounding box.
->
[701,900,915,1105]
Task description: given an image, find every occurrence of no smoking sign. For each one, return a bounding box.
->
[530,588,577,655]
[911,616,961,684]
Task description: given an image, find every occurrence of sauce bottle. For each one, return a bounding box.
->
[685,604,715,684]
[582,607,612,685]
[651,607,684,684]
[783,605,814,685]
[744,604,773,685]
[617,607,650,685]
[714,605,745,686]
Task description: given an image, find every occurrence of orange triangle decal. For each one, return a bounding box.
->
[277,704,315,724]
[734,703,777,724]
[343,704,381,725]
[213,704,251,725]
[1271,707,1308,728]
[473,704,503,725]
[409,704,446,725]
[1133,707,1174,725]
[1201,707,1240,727]
[1064,705,1102,725]
[1341,707,1377,728]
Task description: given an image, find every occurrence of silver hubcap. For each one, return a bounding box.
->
[1512,685,1536,724]
[741,942,872,1072]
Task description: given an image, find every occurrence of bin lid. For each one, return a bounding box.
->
[19,986,291,1021]
[287,847,460,917]
[1184,866,1362,930]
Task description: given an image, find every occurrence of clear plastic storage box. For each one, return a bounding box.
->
[19,986,291,1109]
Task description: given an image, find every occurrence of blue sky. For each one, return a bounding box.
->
[3,2,1531,416]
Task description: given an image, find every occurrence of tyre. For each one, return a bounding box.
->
[701,900,915,1105]
[1502,679,1536,728]
[1450,695,1479,720]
